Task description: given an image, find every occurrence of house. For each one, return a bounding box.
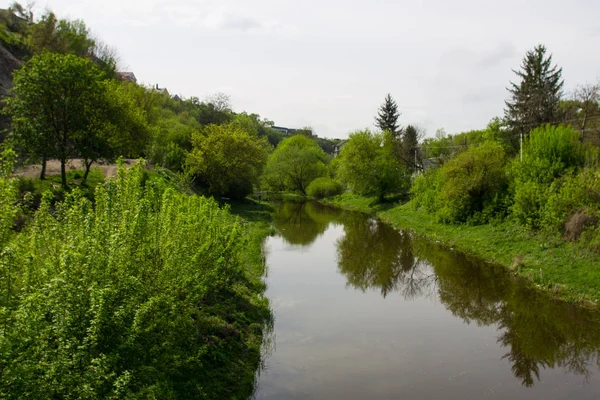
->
[172,94,182,102]
[117,72,137,83]
[154,84,169,97]
[271,125,297,135]
[333,140,347,157]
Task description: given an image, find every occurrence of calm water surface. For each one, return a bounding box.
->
[254,201,600,400]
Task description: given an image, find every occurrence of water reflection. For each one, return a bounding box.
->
[336,214,436,299]
[272,202,600,388]
[271,201,341,246]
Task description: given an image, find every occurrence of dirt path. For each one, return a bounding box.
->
[13,159,138,179]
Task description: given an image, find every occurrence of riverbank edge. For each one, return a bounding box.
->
[321,193,600,307]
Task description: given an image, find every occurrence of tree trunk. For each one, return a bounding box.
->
[82,159,93,183]
[40,154,47,180]
[60,158,67,189]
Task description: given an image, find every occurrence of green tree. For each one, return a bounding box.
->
[76,81,151,182]
[397,124,424,172]
[187,123,270,198]
[337,130,409,200]
[505,45,564,138]
[262,135,328,194]
[375,93,401,136]
[7,53,108,187]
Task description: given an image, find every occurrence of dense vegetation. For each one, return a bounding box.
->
[323,45,600,303]
[0,158,272,398]
[1,1,600,396]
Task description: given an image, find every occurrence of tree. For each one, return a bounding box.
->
[7,53,108,187]
[396,124,425,172]
[375,94,401,136]
[76,81,151,182]
[504,45,564,138]
[563,82,600,143]
[186,123,270,198]
[337,130,410,200]
[262,135,328,194]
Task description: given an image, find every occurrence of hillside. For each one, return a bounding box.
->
[0,43,21,134]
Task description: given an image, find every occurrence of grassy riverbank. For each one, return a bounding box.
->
[323,193,600,306]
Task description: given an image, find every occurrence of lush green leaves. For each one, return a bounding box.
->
[0,161,271,399]
[187,123,270,199]
[306,177,344,199]
[262,135,328,194]
[337,130,410,200]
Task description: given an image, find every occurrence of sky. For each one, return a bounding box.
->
[6,0,600,138]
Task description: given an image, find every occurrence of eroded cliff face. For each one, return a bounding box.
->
[0,43,22,136]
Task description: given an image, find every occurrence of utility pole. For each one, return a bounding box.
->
[520,132,523,162]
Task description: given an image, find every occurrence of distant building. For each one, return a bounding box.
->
[333,140,347,157]
[117,72,137,83]
[154,84,169,97]
[271,125,297,135]
[172,94,182,102]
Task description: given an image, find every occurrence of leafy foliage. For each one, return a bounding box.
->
[262,135,328,194]
[0,161,271,399]
[7,53,116,185]
[412,142,508,224]
[187,123,270,199]
[306,177,344,199]
[337,130,410,200]
[510,125,588,229]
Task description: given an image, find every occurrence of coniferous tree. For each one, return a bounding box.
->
[375,94,401,136]
[504,45,564,137]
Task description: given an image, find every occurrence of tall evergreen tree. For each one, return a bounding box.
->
[504,45,564,136]
[375,94,401,136]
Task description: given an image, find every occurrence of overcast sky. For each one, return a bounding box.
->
[7,0,600,138]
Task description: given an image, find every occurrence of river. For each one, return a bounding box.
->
[254,201,600,399]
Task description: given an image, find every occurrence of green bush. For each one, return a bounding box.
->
[411,168,444,214]
[306,177,344,199]
[0,161,271,399]
[542,168,600,232]
[511,125,589,229]
[441,141,508,223]
[512,180,550,229]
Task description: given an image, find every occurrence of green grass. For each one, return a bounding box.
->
[321,192,402,213]
[323,194,600,306]
[16,168,106,205]
[228,198,275,274]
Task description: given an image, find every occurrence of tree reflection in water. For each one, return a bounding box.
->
[271,201,342,246]
[328,205,600,388]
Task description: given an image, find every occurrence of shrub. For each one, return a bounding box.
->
[511,125,589,230]
[440,141,508,223]
[306,177,344,199]
[512,180,550,229]
[0,161,271,399]
[411,168,444,214]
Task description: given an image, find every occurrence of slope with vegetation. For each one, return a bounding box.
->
[0,3,286,398]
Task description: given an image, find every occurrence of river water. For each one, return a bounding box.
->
[254,201,600,399]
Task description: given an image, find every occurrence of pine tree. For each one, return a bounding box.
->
[505,44,564,136]
[375,94,401,136]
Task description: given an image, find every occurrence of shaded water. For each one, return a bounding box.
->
[255,201,600,399]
